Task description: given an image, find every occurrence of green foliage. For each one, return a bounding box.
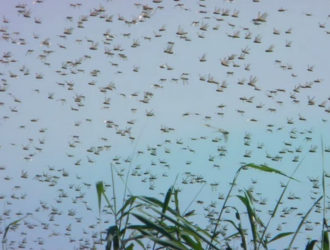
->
[97,161,327,250]
[2,215,28,250]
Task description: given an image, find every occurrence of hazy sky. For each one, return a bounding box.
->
[0,0,330,249]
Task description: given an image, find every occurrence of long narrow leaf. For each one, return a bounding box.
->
[181,233,203,250]
[162,187,173,218]
[2,215,27,242]
[322,231,329,250]
[174,189,180,216]
[132,213,176,241]
[321,137,327,250]
[267,232,293,244]
[258,156,304,250]
[143,207,221,249]
[224,219,247,250]
[136,228,188,250]
[209,166,243,250]
[305,240,318,250]
[137,196,179,216]
[238,192,258,249]
[244,163,296,180]
[117,196,136,215]
[126,243,134,250]
[288,196,323,249]
[96,181,105,215]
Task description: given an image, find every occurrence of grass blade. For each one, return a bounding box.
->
[244,163,296,180]
[322,230,329,250]
[208,166,243,249]
[132,213,176,241]
[267,232,293,244]
[258,156,305,249]
[305,239,318,250]
[138,229,188,250]
[2,215,27,243]
[162,186,173,218]
[183,183,206,215]
[105,225,120,250]
[287,196,323,249]
[145,206,221,249]
[126,243,134,250]
[224,219,247,250]
[181,233,203,250]
[238,191,259,250]
[96,181,105,215]
[174,188,180,216]
[321,137,328,250]
[117,196,136,216]
[137,196,178,216]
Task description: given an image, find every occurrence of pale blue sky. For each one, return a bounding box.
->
[0,0,330,249]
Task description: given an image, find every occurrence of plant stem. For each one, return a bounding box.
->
[208,166,243,250]
[287,196,323,250]
[257,155,305,250]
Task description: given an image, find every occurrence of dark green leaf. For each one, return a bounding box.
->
[322,231,329,250]
[268,232,293,243]
[132,213,175,241]
[126,243,134,250]
[145,207,221,249]
[238,191,258,249]
[288,196,323,249]
[96,181,105,215]
[244,163,296,180]
[3,216,27,242]
[137,228,187,250]
[162,187,173,218]
[305,240,318,250]
[224,219,247,250]
[174,189,180,215]
[235,211,240,220]
[226,242,233,250]
[183,210,195,217]
[181,234,203,250]
[117,196,136,215]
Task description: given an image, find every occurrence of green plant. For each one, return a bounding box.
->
[97,160,328,249]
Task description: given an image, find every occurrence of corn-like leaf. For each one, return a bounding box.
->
[174,189,180,215]
[136,228,188,250]
[117,196,136,215]
[192,234,203,249]
[321,138,328,250]
[137,196,179,216]
[118,204,143,221]
[224,219,247,250]
[105,225,120,250]
[305,240,318,250]
[267,232,293,243]
[3,215,27,242]
[139,196,163,207]
[132,213,176,241]
[135,239,146,249]
[96,181,105,215]
[209,167,244,249]
[258,157,304,250]
[126,243,134,250]
[162,187,173,218]
[226,243,233,250]
[181,233,203,250]
[322,231,329,250]
[145,207,221,249]
[183,210,195,218]
[238,191,258,249]
[244,163,296,180]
